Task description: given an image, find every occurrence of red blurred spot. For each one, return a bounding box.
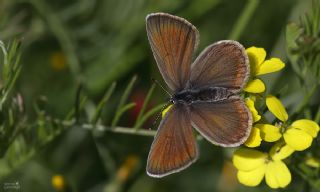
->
[128,89,155,128]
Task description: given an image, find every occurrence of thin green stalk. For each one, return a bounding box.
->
[75,84,83,123]
[111,76,137,127]
[228,0,259,40]
[65,96,87,121]
[118,76,137,111]
[82,124,157,137]
[91,82,117,124]
[133,83,155,130]
[134,103,166,131]
[111,102,136,127]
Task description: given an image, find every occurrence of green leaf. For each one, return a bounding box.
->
[91,82,117,124]
[111,102,136,127]
[111,75,137,127]
[133,83,155,130]
[133,103,166,131]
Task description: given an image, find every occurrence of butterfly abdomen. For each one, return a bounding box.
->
[172,87,232,104]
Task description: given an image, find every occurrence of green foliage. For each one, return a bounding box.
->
[286,0,320,85]
[0,39,23,157]
[0,0,319,191]
[285,1,320,190]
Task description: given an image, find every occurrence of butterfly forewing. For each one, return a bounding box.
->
[146,13,199,91]
[147,104,198,177]
[190,97,252,147]
[189,40,249,90]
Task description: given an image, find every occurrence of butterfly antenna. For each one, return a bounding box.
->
[151,78,172,97]
[150,101,172,130]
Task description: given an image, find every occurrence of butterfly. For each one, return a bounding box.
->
[145,12,252,178]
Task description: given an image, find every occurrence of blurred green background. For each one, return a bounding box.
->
[0,0,316,191]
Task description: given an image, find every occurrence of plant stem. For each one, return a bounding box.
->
[82,124,156,137]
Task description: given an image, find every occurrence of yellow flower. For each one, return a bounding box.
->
[245,97,261,123]
[261,95,320,151]
[256,123,282,142]
[244,47,285,93]
[244,97,262,147]
[244,127,262,148]
[266,95,288,122]
[233,146,291,188]
[269,140,294,161]
[51,174,66,191]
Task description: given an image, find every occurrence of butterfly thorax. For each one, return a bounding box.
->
[171,87,232,105]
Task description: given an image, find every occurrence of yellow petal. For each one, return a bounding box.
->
[256,124,282,142]
[291,119,320,138]
[256,58,285,76]
[244,79,265,93]
[237,165,266,187]
[265,161,291,189]
[245,127,262,148]
[246,47,266,76]
[233,148,267,171]
[283,127,313,151]
[245,98,261,123]
[266,95,288,122]
[269,141,295,161]
[162,105,173,118]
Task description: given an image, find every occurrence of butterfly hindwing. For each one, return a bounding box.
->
[190,97,252,147]
[147,104,198,177]
[146,13,199,91]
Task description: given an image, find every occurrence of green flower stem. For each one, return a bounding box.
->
[228,0,259,40]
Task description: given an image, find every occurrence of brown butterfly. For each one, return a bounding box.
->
[146,12,252,177]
